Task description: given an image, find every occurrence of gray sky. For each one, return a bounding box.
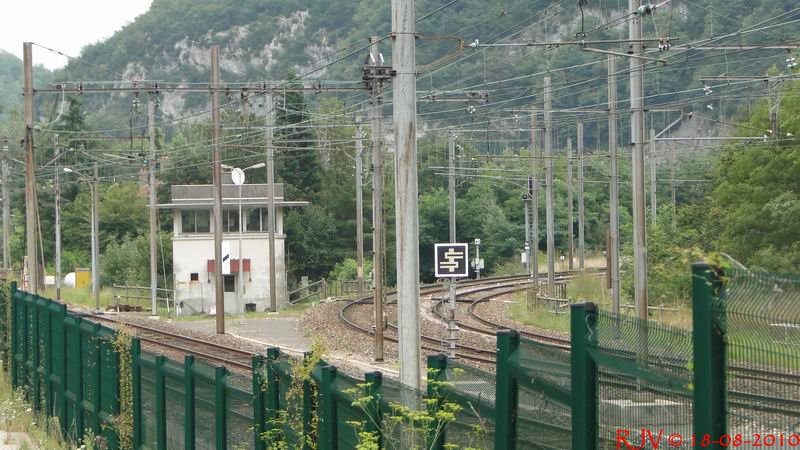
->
[0,0,153,70]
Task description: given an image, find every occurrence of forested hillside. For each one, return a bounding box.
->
[0,0,797,299]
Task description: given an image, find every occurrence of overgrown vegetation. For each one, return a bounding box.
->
[345,366,488,450]
[262,340,325,450]
[110,326,135,450]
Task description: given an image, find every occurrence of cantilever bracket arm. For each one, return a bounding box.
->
[582,47,668,65]
[416,35,465,73]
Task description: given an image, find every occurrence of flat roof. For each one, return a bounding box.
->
[160,183,308,209]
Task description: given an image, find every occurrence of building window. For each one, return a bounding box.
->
[223,275,236,292]
[181,210,210,233]
[190,273,199,281]
[246,208,268,232]
[222,210,239,232]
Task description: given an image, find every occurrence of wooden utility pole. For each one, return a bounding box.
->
[355,117,365,298]
[368,36,386,362]
[392,0,422,392]
[211,46,224,333]
[266,91,278,313]
[148,100,158,316]
[577,122,585,270]
[629,0,649,320]
[608,55,621,316]
[530,112,539,281]
[23,42,38,293]
[544,76,556,295]
[567,138,574,271]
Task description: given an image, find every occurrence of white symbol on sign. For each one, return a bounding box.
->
[441,248,464,272]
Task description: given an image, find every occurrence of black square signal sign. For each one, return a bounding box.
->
[434,243,469,278]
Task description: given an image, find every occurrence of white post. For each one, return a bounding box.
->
[54,136,62,300]
[630,0,649,320]
[392,0,421,392]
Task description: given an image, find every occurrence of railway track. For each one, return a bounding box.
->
[78,313,255,372]
[338,271,590,362]
[426,280,800,396]
[78,275,798,418]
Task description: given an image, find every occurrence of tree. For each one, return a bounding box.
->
[276,82,322,199]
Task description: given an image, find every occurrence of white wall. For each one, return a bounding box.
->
[172,209,288,314]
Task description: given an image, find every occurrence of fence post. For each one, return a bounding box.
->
[253,354,267,450]
[131,338,143,449]
[264,348,280,442]
[215,366,228,450]
[155,355,167,450]
[302,352,315,450]
[495,330,520,450]
[57,304,67,435]
[42,300,53,421]
[31,295,40,412]
[91,323,102,435]
[364,371,383,448]
[184,355,196,450]
[692,262,726,448]
[426,354,448,450]
[570,302,598,450]
[9,282,16,385]
[318,365,337,450]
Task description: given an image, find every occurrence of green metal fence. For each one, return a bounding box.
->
[8,283,121,447]
[3,263,800,450]
[713,267,800,440]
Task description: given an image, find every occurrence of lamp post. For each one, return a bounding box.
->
[229,162,265,324]
[64,164,100,311]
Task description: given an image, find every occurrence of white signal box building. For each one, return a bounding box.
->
[159,182,307,314]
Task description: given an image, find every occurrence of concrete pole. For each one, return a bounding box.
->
[2,147,8,271]
[530,112,539,282]
[266,91,278,313]
[629,0,649,320]
[23,42,38,293]
[91,163,100,311]
[447,131,458,357]
[369,36,385,362]
[544,76,556,295]
[567,138,574,271]
[211,46,225,333]
[148,100,158,316]
[54,136,62,300]
[608,55,621,317]
[448,133,456,243]
[391,0,422,392]
[355,118,365,297]
[577,122,586,270]
[650,128,657,224]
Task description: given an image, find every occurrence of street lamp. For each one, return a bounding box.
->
[64,164,101,312]
[230,162,265,324]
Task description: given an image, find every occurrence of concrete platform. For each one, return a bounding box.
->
[175,316,312,353]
